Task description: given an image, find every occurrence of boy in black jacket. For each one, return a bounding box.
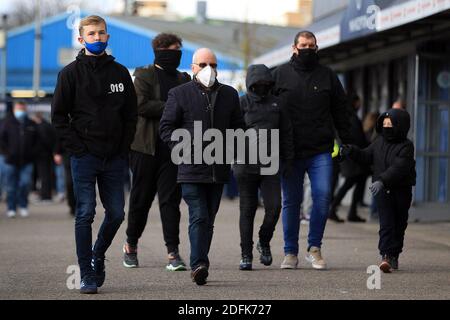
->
[234,64,294,271]
[341,108,416,273]
[51,15,137,294]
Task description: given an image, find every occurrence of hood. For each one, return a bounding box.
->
[245,64,274,101]
[76,48,115,70]
[376,108,410,141]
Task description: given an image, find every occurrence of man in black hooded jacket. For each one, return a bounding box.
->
[341,108,416,273]
[51,15,137,294]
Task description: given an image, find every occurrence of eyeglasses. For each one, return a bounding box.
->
[193,62,218,69]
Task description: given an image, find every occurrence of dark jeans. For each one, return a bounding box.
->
[376,187,411,257]
[330,174,368,218]
[181,183,224,270]
[236,172,281,257]
[4,163,33,210]
[126,144,181,254]
[36,155,53,200]
[71,153,126,278]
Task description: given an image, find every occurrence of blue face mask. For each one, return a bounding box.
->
[14,110,26,120]
[84,40,108,55]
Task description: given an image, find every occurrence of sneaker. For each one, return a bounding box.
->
[305,246,327,270]
[389,256,399,270]
[257,241,272,266]
[91,255,105,287]
[80,274,98,294]
[239,255,252,271]
[280,254,298,269]
[6,210,16,218]
[123,243,139,268]
[166,251,187,271]
[19,208,29,217]
[191,265,208,285]
[379,255,393,273]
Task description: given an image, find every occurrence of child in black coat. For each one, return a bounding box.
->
[340,108,416,272]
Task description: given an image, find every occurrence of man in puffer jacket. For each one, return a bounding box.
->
[341,108,416,273]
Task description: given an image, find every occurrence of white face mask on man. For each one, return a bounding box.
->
[196,65,217,88]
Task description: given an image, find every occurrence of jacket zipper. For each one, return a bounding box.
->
[203,87,221,183]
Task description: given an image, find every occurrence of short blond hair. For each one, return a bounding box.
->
[78,15,107,36]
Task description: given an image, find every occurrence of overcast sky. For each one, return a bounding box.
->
[0,0,299,26]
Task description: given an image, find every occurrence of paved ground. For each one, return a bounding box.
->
[0,194,449,300]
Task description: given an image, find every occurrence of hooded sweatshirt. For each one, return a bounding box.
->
[350,108,416,188]
[51,49,137,158]
[235,64,294,175]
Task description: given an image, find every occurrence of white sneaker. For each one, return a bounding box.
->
[305,246,327,270]
[280,254,298,269]
[19,208,29,217]
[6,210,16,218]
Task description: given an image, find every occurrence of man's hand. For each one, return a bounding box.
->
[339,144,354,158]
[53,154,63,165]
[369,180,385,196]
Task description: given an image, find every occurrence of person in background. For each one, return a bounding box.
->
[0,101,38,218]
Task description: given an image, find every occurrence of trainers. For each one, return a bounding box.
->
[239,255,253,270]
[389,256,399,270]
[280,254,298,269]
[91,255,105,287]
[257,241,272,266]
[166,251,187,271]
[80,274,98,294]
[19,208,29,217]
[191,265,208,285]
[305,246,327,270]
[379,255,393,273]
[6,210,16,218]
[123,243,139,268]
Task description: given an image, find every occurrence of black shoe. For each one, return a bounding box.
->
[91,255,105,288]
[347,215,366,223]
[80,274,97,294]
[257,241,272,266]
[239,255,253,270]
[389,256,399,270]
[191,265,208,285]
[328,212,344,223]
[379,255,393,273]
[123,243,139,268]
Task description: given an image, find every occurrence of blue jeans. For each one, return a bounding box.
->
[181,183,224,270]
[71,153,126,278]
[281,153,333,254]
[4,163,33,211]
[55,163,65,194]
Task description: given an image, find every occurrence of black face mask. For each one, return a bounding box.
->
[154,50,182,74]
[251,84,272,98]
[382,127,396,141]
[294,48,318,69]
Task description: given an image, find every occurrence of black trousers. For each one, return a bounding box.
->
[126,142,181,254]
[376,187,412,257]
[63,154,75,215]
[36,155,53,200]
[236,172,281,257]
[330,174,367,218]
